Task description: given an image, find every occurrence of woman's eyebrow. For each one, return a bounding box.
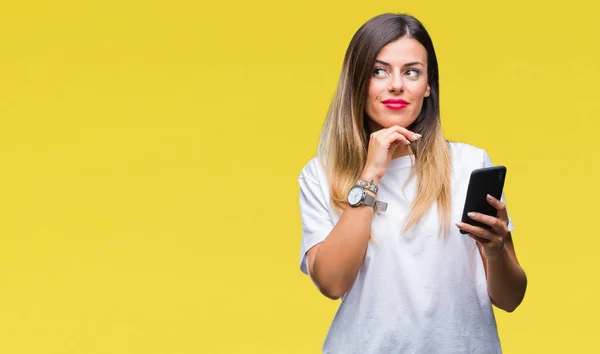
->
[374,59,424,67]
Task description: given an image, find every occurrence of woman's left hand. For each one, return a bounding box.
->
[456,194,510,260]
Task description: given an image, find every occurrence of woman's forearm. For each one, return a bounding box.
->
[312,204,374,299]
[485,248,527,312]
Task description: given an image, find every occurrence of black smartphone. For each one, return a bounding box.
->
[460,166,507,234]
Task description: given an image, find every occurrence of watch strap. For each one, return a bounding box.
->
[362,192,376,207]
[363,194,388,214]
[356,179,378,194]
[375,201,388,214]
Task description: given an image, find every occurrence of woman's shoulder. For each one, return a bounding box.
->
[298,155,328,183]
[448,141,489,167]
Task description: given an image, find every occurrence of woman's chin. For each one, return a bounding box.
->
[382,120,413,129]
[366,115,417,131]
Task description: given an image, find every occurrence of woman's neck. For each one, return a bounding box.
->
[392,144,413,160]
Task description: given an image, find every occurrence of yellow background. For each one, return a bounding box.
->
[1,0,598,353]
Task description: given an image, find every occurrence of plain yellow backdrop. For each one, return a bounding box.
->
[1,0,599,353]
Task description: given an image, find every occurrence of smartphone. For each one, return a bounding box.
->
[460,166,507,234]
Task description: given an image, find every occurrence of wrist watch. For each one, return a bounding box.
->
[347,185,376,208]
[347,185,388,213]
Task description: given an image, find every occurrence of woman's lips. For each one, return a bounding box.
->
[382,102,408,110]
[382,99,409,110]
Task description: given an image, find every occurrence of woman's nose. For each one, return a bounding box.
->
[388,73,404,93]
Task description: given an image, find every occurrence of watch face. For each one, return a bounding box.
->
[348,186,364,205]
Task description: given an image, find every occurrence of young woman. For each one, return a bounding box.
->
[297,13,527,353]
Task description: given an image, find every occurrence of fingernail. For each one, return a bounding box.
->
[467,212,476,218]
[486,194,493,199]
[415,133,422,138]
[455,222,463,227]
[404,140,411,145]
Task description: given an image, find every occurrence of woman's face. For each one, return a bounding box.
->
[365,36,430,131]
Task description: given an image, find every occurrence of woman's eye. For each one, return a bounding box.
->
[373,68,387,77]
[406,69,420,78]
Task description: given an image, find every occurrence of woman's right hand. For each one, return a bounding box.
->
[361,126,421,183]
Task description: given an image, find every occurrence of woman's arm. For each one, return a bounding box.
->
[457,194,527,312]
[478,232,527,312]
[305,126,420,300]
[306,194,375,300]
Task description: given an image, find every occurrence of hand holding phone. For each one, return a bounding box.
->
[459,166,506,234]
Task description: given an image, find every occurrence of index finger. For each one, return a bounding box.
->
[387,125,421,141]
[486,194,509,223]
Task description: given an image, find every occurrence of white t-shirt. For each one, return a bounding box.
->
[298,142,514,354]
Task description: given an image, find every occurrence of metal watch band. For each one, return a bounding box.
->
[362,193,388,214]
[375,201,388,213]
[362,192,377,207]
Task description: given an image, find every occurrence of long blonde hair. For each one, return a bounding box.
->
[318,13,452,236]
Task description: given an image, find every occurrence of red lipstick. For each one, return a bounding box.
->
[381,98,409,110]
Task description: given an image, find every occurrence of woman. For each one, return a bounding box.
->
[297,13,527,353]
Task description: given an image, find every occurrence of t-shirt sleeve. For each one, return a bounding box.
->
[298,169,335,275]
[482,150,515,232]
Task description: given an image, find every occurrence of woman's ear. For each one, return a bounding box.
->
[425,84,431,97]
